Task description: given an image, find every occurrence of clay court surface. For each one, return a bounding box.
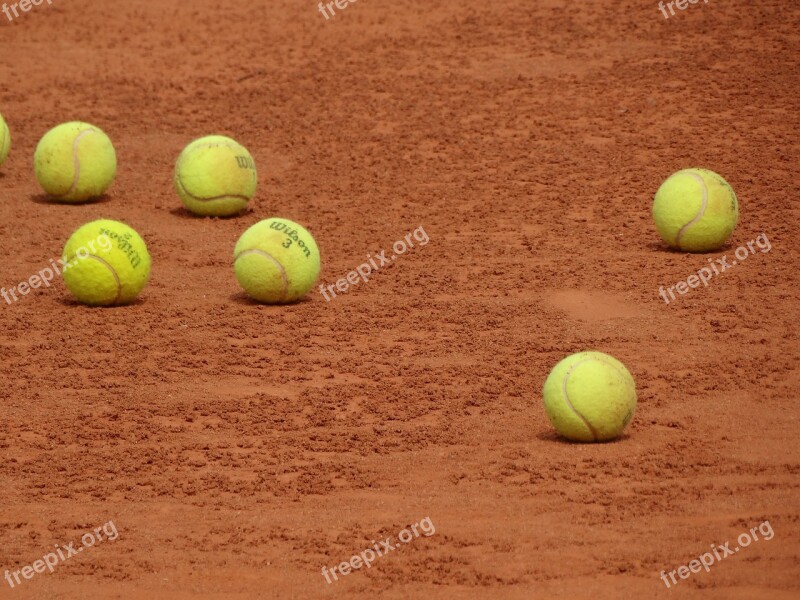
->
[1,0,799,598]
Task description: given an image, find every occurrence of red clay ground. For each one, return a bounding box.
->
[0,0,798,598]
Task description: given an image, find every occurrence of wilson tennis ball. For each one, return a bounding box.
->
[652,168,738,252]
[174,135,257,217]
[34,122,117,202]
[542,351,637,443]
[62,219,151,306]
[0,113,10,168]
[234,218,321,303]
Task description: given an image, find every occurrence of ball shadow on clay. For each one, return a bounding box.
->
[56,296,147,308]
[168,206,252,220]
[649,240,737,255]
[535,429,633,445]
[229,292,314,307]
[29,193,112,206]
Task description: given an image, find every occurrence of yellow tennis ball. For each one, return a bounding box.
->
[652,168,738,252]
[234,217,321,304]
[34,122,117,202]
[542,351,637,443]
[174,135,257,217]
[0,113,11,168]
[62,219,151,306]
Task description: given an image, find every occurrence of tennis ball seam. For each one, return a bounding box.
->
[561,358,600,441]
[561,356,631,442]
[674,171,708,248]
[176,141,252,203]
[234,249,288,301]
[0,121,7,159]
[64,253,122,305]
[175,175,250,203]
[53,128,97,199]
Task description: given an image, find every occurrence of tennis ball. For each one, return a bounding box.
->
[34,122,117,202]
[542,351,637,443]
[0,113,10,168]
[652,168,738,252]
[174,135,257,217]
[234,217,321,304]
[62,219,151,306]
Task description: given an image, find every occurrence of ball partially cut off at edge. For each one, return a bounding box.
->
[62,219,151,306]
[234,217,321,304]
[0,113,11,167]
[34,121,117,203]
[652,167,738,253]
[542,351,637,442]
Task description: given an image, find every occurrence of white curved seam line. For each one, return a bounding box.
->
[675,172,707,247]
[59,129,96,198]
[65,253,122,304]
[562,358,600,441]
[177,142,250,203]
[234,249,288,300]
[176,176,250,203]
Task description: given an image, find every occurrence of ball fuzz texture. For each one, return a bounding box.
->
[652,168,738,253]
[234,218,321,304]
[175,135,257,217]
[62,219,151,306]
[34,122,117,202]
[0,113,11,168]
[542,351,637,443]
